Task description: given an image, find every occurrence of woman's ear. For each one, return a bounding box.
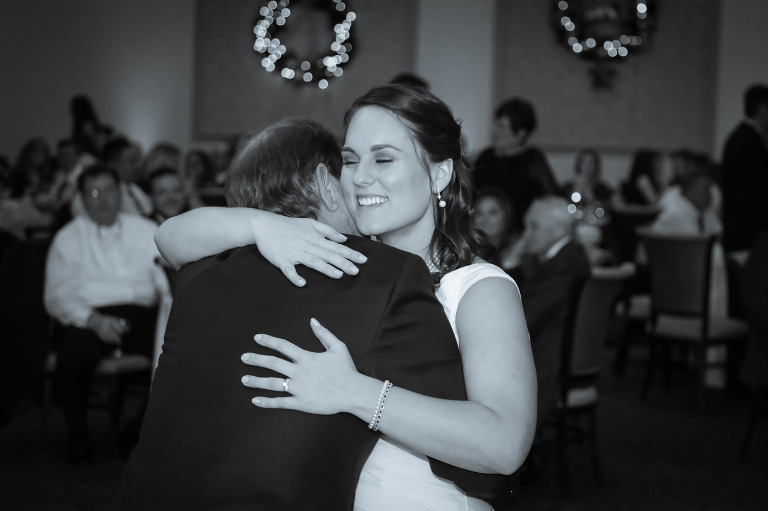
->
[315,163,341,212]
[430,158,454,193]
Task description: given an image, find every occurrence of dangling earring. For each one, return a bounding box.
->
[436,189,446,208]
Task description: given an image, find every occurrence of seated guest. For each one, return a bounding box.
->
[561,148,613,206]
[9,137,54,199]
[44,164,169,463]
[69,137,153,218]
[471,186,521,270]
[659,151,722,217]
[182,150,215,208]
[506,196,591,424]
[620,149,673,206]
[141,142,181,182]
[147,167,189,224]
[651,170,728,387]
[740,230,768,389]
[474,97,560,231]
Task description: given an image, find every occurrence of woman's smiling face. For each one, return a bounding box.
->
[341,106,436,253]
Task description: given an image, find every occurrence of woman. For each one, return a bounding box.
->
[561,148,613,205]
[620,149,672,205]
[156,85,536,510]
[471,186,521,270]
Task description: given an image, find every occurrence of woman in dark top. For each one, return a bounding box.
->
[473,97,559,231]
[561,148,614,206]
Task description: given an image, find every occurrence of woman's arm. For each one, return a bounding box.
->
[155,207,367,285]
[243,277,536,474]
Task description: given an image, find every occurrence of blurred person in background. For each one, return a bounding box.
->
[69,137,153,218]
[44,163,168,464]
[474,97,559,232]
[721,84,768,251]
[561,148,613,206]
[389,72,430,91]
[659,151,722,218]
[147,167,190,224]
[651,169,728,388]
[620,149,673,206]
[471,186,522,270]
[506,196,591,425]
[70,95,102,158]
[0,155,11,198]
[182,149,216,208]
[9,137,53,199]
[141,142,181,183]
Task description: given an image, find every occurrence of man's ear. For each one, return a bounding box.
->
[430,158,454,193]
[315,163,341,212]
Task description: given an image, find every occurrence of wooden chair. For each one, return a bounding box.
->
[638,231,749,406]
[555,262,636,496]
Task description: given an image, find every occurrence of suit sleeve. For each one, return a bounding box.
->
[369,255,465,400]
[370,256,519,506]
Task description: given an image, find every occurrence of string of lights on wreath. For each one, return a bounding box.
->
[554,0,652,59]
[253,0,356,89]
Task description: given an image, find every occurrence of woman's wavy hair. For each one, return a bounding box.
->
[343,85,492,278]
[225,118,342,219]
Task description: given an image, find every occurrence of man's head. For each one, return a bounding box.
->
[226,119,358,234]
[522,196,575,258]
[78,163,122,226]
[56,139,80,173]
[745,84,768,130]
[102,137,142,183]
[148,167,188,222]
[681,170,713,213]
[493,97,537,154]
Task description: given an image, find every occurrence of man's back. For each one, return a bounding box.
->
[120,236,465,510]
[721,122,768,250]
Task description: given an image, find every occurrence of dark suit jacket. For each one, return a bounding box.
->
[741,230,768,388]
[508,241,591,424]
[721,122,768,251]
[119,237,514,510]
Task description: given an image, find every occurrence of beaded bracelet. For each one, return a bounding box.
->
[368,380,393,432]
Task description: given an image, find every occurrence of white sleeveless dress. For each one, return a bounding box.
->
[354,263,518,511]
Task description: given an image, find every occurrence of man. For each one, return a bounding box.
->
[721,84,768,251]
[473,97,560,232]
[69,137,153,218]
[120,119,512,510]
[44,164,168,463]
[507,196,591,423]
[146,166,189,224]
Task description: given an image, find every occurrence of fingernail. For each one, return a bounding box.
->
[252,398,261,405]
[350,266,359,275]
[297,278,306,286]
[254,334,262,341]
[241,353,250,361]
[241,376,250,384]
[334,269,343,277]
[310,318,320,327]
[358,255,368,263]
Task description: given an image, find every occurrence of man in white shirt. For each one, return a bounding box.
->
[45,164,167,463]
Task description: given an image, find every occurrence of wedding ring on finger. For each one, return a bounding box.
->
[282,378,291,393]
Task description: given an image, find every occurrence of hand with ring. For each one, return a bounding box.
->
[240,318,366,415]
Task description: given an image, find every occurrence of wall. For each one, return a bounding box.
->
[415,0,496,156]
[193,0,418,140]
[0,0,194,157]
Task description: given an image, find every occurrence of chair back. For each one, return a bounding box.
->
[638,230,715,319]
[609,205,660,262]
[569,262,636,377]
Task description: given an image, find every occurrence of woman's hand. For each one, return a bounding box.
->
[249,214,367,287]
[241,318,366,414]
